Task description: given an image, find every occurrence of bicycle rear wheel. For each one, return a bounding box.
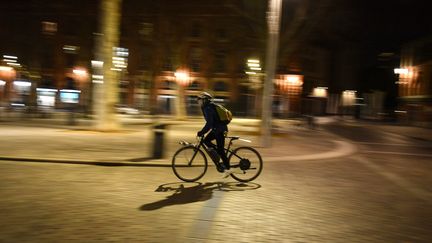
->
[228,146,263,182]
[172,146,208,182]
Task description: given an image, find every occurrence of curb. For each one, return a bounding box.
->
[0,157,172,167]
[0,139,357,166]
[264,140,357,162]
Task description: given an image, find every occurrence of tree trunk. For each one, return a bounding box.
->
[93,0,122,131]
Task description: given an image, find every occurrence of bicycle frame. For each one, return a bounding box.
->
[182,136,242,168]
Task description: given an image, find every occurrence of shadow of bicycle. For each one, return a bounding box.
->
[139,181,261,211]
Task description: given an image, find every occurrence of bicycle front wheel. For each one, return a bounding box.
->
[228,147,263,182]
[172,146,208,182]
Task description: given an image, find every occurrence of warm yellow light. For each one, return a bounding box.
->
[285,75,302,86]
[3,55,17,59]
[342,90,357,106]
[313,87,328,97]
[91,60,104,68]
[247,59,260,63]
[0,66,13,71]
[394,68,409,74]
[174,71,191,86]
[174,71,188,80]
[73,69,87,76]
[248,63,260,68]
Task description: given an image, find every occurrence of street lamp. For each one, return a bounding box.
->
[262,0,282,147]
[174,69,191,120]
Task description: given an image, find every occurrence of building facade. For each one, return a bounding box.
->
[1,0,331,118]
[397,36,432,126]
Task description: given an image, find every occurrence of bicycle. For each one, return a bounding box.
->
[172,135,263,182]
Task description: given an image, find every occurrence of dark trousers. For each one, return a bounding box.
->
[204,131,229,169]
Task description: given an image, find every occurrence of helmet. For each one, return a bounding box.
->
[197,92,213,100]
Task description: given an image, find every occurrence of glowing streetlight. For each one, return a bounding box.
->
[174,69,191,119]
[174,71,191,86]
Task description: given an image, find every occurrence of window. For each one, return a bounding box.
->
[140,23,153,40]
[160,80,177,90]
[216,28,227,41]
[65,54,76,68]
[187,81,201,90]
[162,53,173,71]
[62,19,78,36]
[189,48,202,72]
[190,22,201,38]
[42,44,54,68]
[41,21,57,35]
[140,48,151,70]
[140,80,151,89]
[214,81,228,92]
[214,50,226,73]
[119,80,129,89]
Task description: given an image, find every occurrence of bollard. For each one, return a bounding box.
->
[152,123,166,159]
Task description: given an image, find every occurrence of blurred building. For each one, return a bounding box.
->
[396,36,432,127]
[1,0,329,118]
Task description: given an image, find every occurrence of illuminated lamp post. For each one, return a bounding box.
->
[174,70,191,120]
[262,0,282,147]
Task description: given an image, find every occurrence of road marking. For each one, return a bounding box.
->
[361,151,432,157]
[353,156,432,203]
[355,142,432,148]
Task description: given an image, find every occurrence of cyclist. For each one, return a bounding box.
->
[196,92,232,178]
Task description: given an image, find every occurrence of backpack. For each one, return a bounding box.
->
[214,103,232,124]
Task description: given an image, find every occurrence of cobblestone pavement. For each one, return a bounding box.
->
[1,152,431,242]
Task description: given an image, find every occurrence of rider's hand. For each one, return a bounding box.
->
[197,131,204,137]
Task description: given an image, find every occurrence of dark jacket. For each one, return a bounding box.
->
[200,102,228,134]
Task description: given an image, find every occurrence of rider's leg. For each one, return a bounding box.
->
[215,132,229,169]
[203,132,216,149]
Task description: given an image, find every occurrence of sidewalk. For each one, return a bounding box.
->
[0,116,356,166]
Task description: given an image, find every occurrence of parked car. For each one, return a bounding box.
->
[116,105,140,115]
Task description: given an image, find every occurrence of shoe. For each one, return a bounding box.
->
[222,169,233,179]
[216,164,225,173]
